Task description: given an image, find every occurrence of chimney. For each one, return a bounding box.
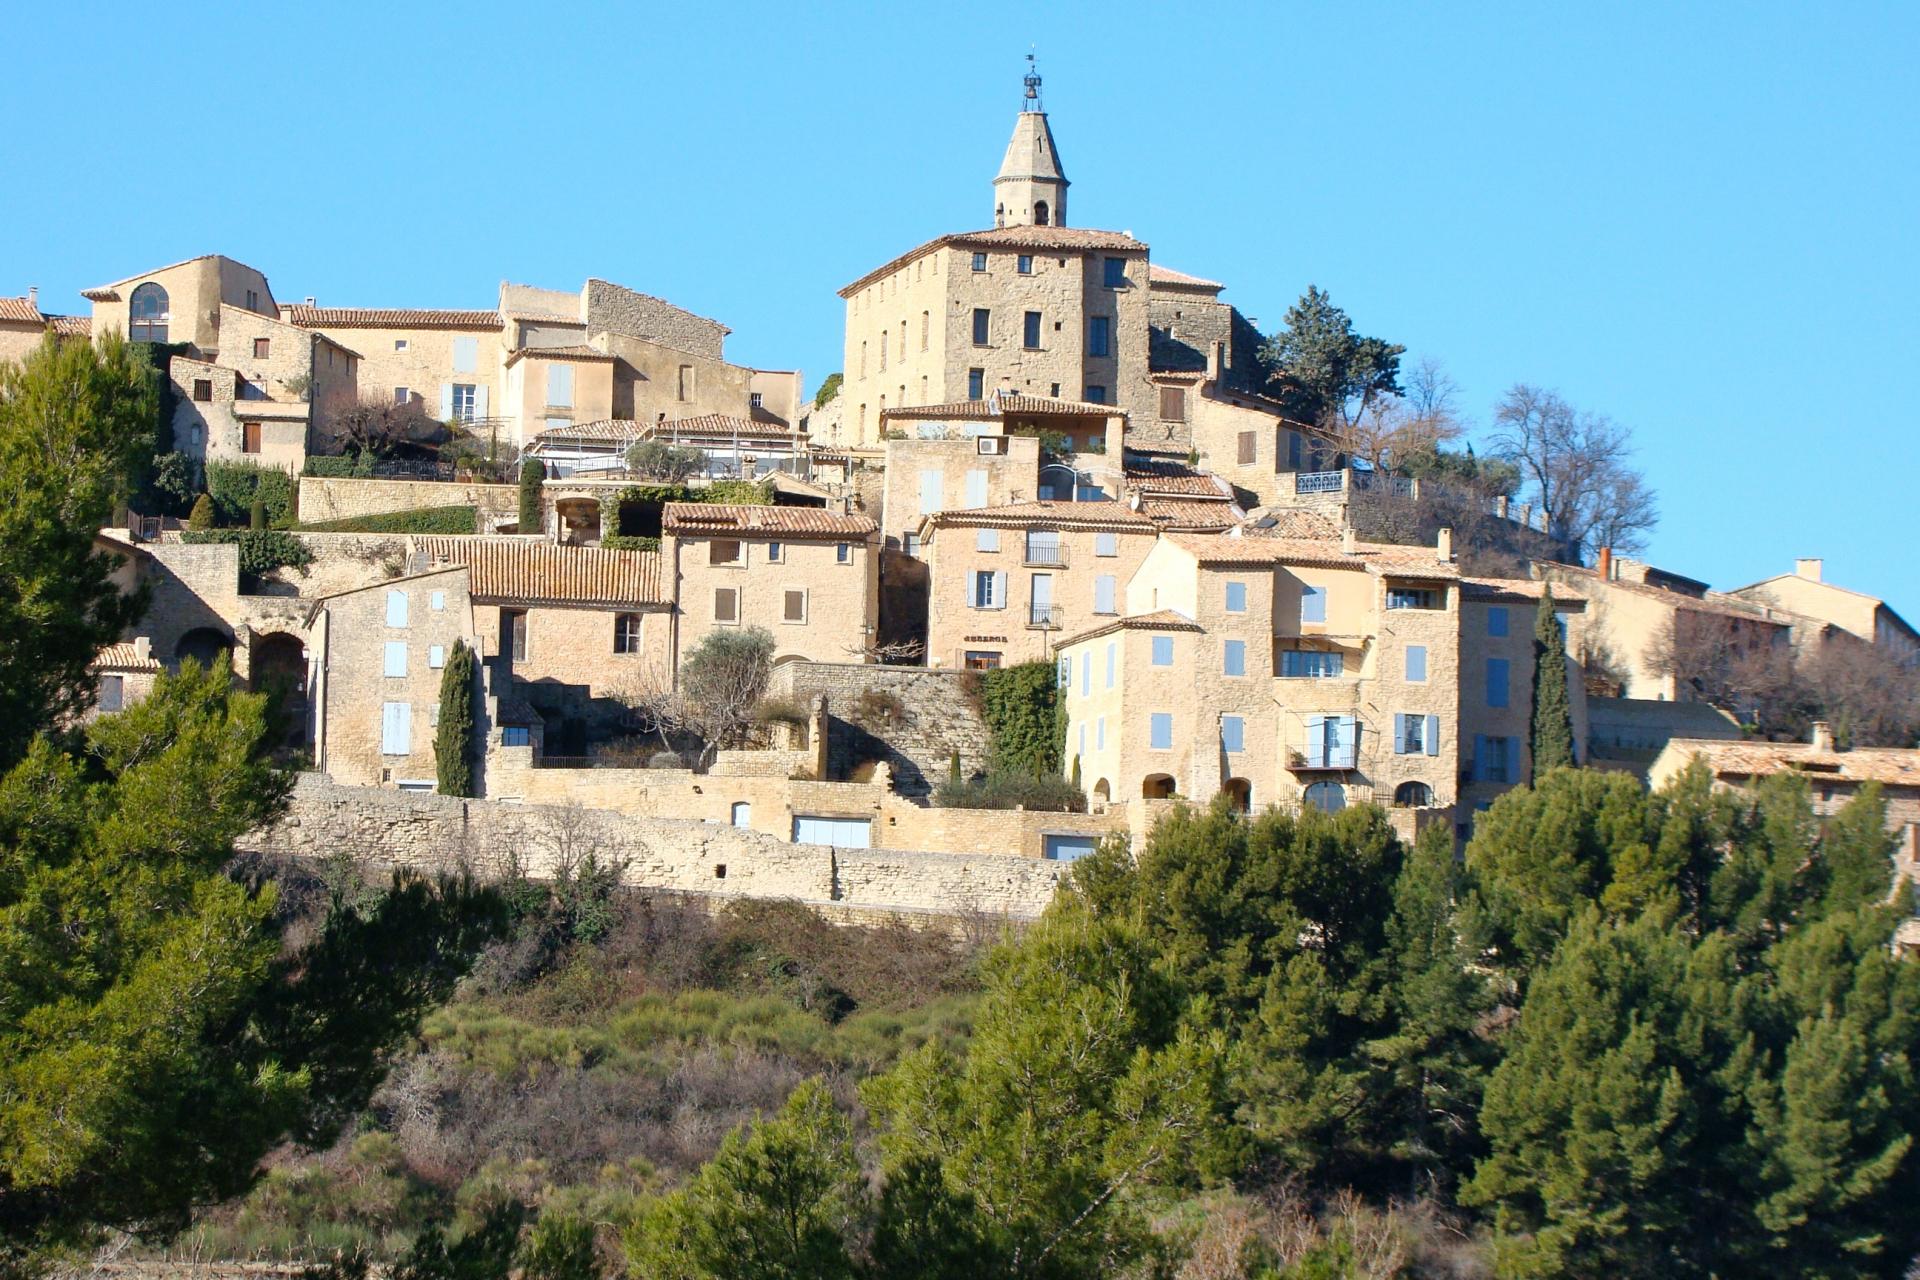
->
[26,286,37,308]
[1598,546,1613,581]
[133,636,150,661]
[1796,558,1823,582]
[1809,720,1835,753]
[304,296,316,306]
[1436,527,1454,563]
[1341,527,1357,554]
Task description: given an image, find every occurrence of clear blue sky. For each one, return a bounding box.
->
[6,2,1914,615]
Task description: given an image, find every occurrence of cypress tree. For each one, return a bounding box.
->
[435,640,476,796]
[518,457,545,535]
[1531,586,1576,776]
[248,496,266,530]
[187,492,216,530]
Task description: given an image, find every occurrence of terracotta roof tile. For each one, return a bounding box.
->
[1058,609,1206,648]
[0,296,44,324]
[661,503,877,538]
[1148,264,1224,290]
[1545,563,1787,624]
[841,225,1147,296]
[49,314,91,338]
[1137,498,1243,531]
[652,414,804,440]
[1460,577,1589,604]
[504,344,615,364]
[1168,532,1461,576]
[1663,738,1920,789]
[91,641,163,673]
[925,500,1158,532]
[411,537,669,607]
[1125,467,1232,498]
[884,391,1123,422]
[285,305,500,330]
[1237,510,1346,540]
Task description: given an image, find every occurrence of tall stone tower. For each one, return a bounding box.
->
[993,57,1068,229]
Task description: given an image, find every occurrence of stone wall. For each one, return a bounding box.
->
[248,775,1066,919]
[767,661,992,797]
[296,477,518,525]
[585,279,726,360]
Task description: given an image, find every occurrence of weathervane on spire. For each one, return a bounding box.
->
[1022,49,1043,112]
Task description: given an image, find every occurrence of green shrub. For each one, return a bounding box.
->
[187,493,215,530]
[206,459,294,527]
[303,454,377,479]
[977,661,1062,776]
[519,458,545,533]
[599,535,660,552]
[297,505,477,534]
[702,477,773,505]
[812,371,842,408]
[249,497,266,530]
[146,451,199,516]
[932,770,1085,812]
[181,529,315,576]
[625,440,705,482]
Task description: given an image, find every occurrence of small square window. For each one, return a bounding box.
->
[977,528,1000,552]
[192,378,212,402]
[428,645,446,669]
[1103,257,1127,288]
[710,539,742,565]
[972,252,988,272]
[1018,255,1033,274]
[968,368,985,400]
[393,338,409,351]
[253,337,270,359]
[1151,636,1174,666]
[502,726,531,747]
[394,386,411,406]
[1085,384,1106,404]
[1160,386,1187,422]
[615,613,642,653]
[766,542,784,563]
[1094,532,1118,557]
[836,543,852,564]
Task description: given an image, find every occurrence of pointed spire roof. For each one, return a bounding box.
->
[996,110,1067,187]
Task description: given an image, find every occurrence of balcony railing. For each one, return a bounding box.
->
[1027,604,1064,629]
[1292,468,1415,498]
[1295,469,1346,494]
[1024,545,1069,567]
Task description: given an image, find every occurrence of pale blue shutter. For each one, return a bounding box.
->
[1506,737,1521,783]
[1095,575,1116,614]
[1301,585,1326,623]
[1304,714,1327,768]
[474,383,489,418]
[1335,715,1357,766]
[1393,713,1409,755]
[381,701,411,755]
[919,470,942,515]
[964,469,988,508]
[438,384,454,420]
[386,590,409,627]
[1405,645,1427,682]
[1425,714,1441,757]
[992,570,1007,609]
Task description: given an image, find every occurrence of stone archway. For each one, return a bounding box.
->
[1222,777,1252,814]
[251,631,310,751]
[174,627,233,672]
[1142,773,1176,800]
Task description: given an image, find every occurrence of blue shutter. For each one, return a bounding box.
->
[1095,575,1116,614]
[1301,585,1327,623]
[1506,736,1522,784]
[1304,714,1327,768]
[1080,652,1091,697]
[1226,581,1247,612]
[1405,645,1427,682]
[1152,636,1173,666]
[1221,716,1244,754]
[919,469,942,514]
[1425,714,1441,757]
[1487,658,1510,708]
[1224,640,1245,676]
[1488,606,1509,637]
[1472,735,1488,782]
[1393,713,1409,755]
[1335,716,1357,767]
[1150,713,1173,750]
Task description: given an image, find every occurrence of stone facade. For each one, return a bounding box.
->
[169,305,358,471]
[1727,558,1920,665]
[665,510,880,666]
[83,254,276,357]
[877,434,1043,549]
[1456,583,1592,817]
[295,476,519,525]
[583,278,729,361]
[765,661,993,797]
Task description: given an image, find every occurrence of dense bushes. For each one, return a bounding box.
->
[598,535,660,552]
[182,529,315,575]
[972,660,1063,776]
[296,505,477,535]
[206,459,295,527]
[932,771,1084,812]
[303,454,378,479]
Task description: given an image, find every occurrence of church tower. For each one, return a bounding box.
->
[993,56,1068,229]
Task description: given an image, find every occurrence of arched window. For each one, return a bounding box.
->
[731,802,751,829]
[1223,778,1252,814]
[1394,781,1434,808]
[129,282,169,343]
[1033,200,1050,226]
[1303,781,1346,814]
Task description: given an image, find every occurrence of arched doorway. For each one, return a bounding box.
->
[1393,781,1434,808]
[251,631,309,752]
[1038,462,1078,500]
[1303,781,1346,814]
[174,628,233,672]
[1222,778,1252,814]
[1142,773,1176,800]
[1092,778,1111,804]
[553,496,600,544]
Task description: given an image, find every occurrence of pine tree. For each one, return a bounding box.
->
[434,640,476,797]
[1530,586,1576,776]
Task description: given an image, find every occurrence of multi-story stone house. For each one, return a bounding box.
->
[1727,558,1920,667]
[80,254,278,356]
[0,290,89,364]
[1456,577,1591,819]
[662,504,881,665]
[918,500,1161,669]
[169,305,359,470]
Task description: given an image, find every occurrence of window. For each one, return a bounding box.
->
[766,541,784,562]
[1221,715,1245,754]
[976,528,1000,552]
[1301,584,1327,624]
[965,650,1002,670]
[964,469,988,508]
[1105,642,1116,688]
[97,674,123,712]
[385,590,409,627]
[1018,254,1033,274]
[710,539,741,565]
[1094,574,1116,614]
[836,542,852,564]
[393,386,411,405]
[1160,386,1187,421]
[1394,781,1435,808]
[1303,714,1358,768]
[1280,650,1344,678]
[1237,430,1257,465]
[972,308,990,345]
[245,288,259,311]
[1405,645,1428,682]
[1096,716,1106,749]
[879,330,888,371]
[241,422,262,454]
[783,589,808,623]
[548,363,574,408]
[919,469,942,515]
[380,702,411,755]
[678,364,693,400]
[394,338,409,351]
[430,591,445,611]
[714,587,740,623]
[1288,431,1303,469]
[1103,257,1127,287]
[1485,657,1512,708]
[1025,529,1062,564]
[429,645,446,669]
[968,368,985,400]
[1395,713,1441,757]
[253,337,270,359]
[451,383,477,421]
[920,310,930,350]
[237,378,266,401]
[503,610,527,662]
[1223,639,1246,676]
[192,378,212,402]
[502,725,531,747]
[615,613,642,653]
[1033,199,1050,225]
[1474,735,1518,783]
[1080,650,1091,696]
[1387,587,1443,610]
[970,570,1005,609]
[1152,636,1174,666]
[1487,605,1510,637]
[1023,311,1042,348]
[902,533,921,557]
[1225,581,1248,613]
[383,642,407,677]
[129,282,169,343]
[451,337,478,373]
[1150,712,1174,750]
[544,416,568,432]
[1088,316,1112,357]
[972,252,988,272]
[1085,384,1106,404]
[1303,781,1346,813]
[1088,532,1116,558]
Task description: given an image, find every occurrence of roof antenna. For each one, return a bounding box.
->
[1023,49,1043,112]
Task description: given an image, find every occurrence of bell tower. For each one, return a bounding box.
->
[993,55,1068,229]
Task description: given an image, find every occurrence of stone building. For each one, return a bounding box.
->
[1726,558,1920,667]
[0,291,90,364]
[918,500,1161,669]
[1455,577,1591,817]
[81,638,163,722]
[169,305,359,471]
[80,254,278,357]
[662,503,881,665]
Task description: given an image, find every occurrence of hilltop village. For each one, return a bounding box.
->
[7,83,1916,922]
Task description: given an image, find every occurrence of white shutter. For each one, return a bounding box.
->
[992,570,1007,609]
[1425,714,1441,757]
[439,384,454,420]
[429,645,446,669]
[474,383,490,418]
[386,590,409,628]
[964,469,987,509]
[381,701,412,755]
[1094,575,1116,614]
[383,641,407,678]
[919,470,942,515]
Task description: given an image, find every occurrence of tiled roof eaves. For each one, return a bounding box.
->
[925,503,1157,532]
[287,305,501,330]
[660,503,878,538]
[839,225,1148,297]
[410,537,669,607]
[1057,609,1206,649]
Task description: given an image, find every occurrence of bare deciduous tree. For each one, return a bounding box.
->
[1642,610,1800,728]
[1489,384,1658,559]
[320,395,451,459]
[613,630,776,769]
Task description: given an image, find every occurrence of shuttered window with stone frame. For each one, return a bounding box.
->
[1238,430,1257,465]
[1160,386,1187,422]
[783,589,808,624]
[714,588,740,624]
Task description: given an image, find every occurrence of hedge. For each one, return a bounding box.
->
[206,460,295,527]
[600,535,662,552]
[303,454,377,479]
[295,505,478,535]
[181,530,314,576]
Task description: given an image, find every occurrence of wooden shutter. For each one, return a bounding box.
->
[242,421,262,453]
[783,589,806,622]
[1237,430,1256,464]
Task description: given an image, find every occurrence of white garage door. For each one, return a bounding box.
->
[793,816,872,849]
[1044,833,1100,862]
